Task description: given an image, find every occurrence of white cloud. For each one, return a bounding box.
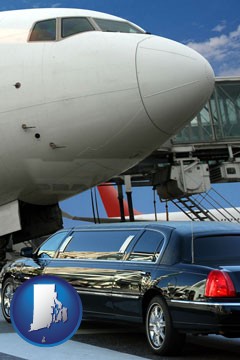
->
[22,0,61,8]
[51,3,61,7]
[32,3,42,8]
[212,21,226,33]
[218,64,240,77]
[187,25,240,76]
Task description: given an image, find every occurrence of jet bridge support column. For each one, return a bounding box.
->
[117,184,126,222]
[125,176,135,222]
[0,236,9,269]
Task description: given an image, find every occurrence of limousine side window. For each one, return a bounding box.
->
[127,230,164,262]
[37,231,68,258]
[194,235,240,265]
[60,230,138,260]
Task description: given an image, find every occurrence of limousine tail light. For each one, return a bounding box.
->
[205,270,236,297]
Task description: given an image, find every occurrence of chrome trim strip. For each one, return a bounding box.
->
[76,289,139,299]
[50,257,160,264]
[119,235,135,253]
[71,227,145,232]
[170,299,240,307]
[77,290,110,297]
[59,236,73,252]
[112,293,139,299]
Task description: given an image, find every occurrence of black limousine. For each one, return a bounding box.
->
[1,221,240,355]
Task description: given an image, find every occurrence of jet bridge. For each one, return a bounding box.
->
[111,77,240,222]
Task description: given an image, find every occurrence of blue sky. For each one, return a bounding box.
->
[1,0,240,225]
[2,0,240,75]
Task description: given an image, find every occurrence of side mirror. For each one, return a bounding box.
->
[20,246,33,258]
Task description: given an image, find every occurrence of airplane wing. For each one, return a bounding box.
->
[61,210,121,223]
[61,210,150,223]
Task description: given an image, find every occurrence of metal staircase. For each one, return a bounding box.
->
[171,196,217,221]
[170,188,240,223]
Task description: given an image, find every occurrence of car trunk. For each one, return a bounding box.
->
[219,265,240,296]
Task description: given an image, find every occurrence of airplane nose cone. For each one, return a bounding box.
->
[136,36,215,134]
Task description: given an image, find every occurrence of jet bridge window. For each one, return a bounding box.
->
[93,18,143,33]
[61,17,95,38]
[29,19,56,41]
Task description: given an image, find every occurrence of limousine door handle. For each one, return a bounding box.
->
[116,279,130,286]
[140,271,151,277]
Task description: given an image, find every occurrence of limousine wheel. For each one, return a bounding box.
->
[1,278,14,323]
[146,296,185,355]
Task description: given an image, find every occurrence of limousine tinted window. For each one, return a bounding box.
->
[37,231,68,258]
[128,230,164,262]
[61,230,138,260]
[194,235,240,264]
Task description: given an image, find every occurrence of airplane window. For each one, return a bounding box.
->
[62,17,95,38]
[29,19,56,41]
[93,18,144,34]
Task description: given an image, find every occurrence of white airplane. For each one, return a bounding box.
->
[0,8,214,259]
[63,185,240,223]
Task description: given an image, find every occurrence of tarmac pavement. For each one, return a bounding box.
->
[0,288,145,360]
[1,289,240,360]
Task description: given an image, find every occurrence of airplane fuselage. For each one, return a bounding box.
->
[0,8,214,207]
[0,8,215,248]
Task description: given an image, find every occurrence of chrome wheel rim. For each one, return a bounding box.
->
[148,303,166,348]
[3,283,14,318]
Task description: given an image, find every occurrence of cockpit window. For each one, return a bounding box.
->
[62,17,95,38]
[29,16,143,43]
[93,18,143,34]
[29,19,56,41]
